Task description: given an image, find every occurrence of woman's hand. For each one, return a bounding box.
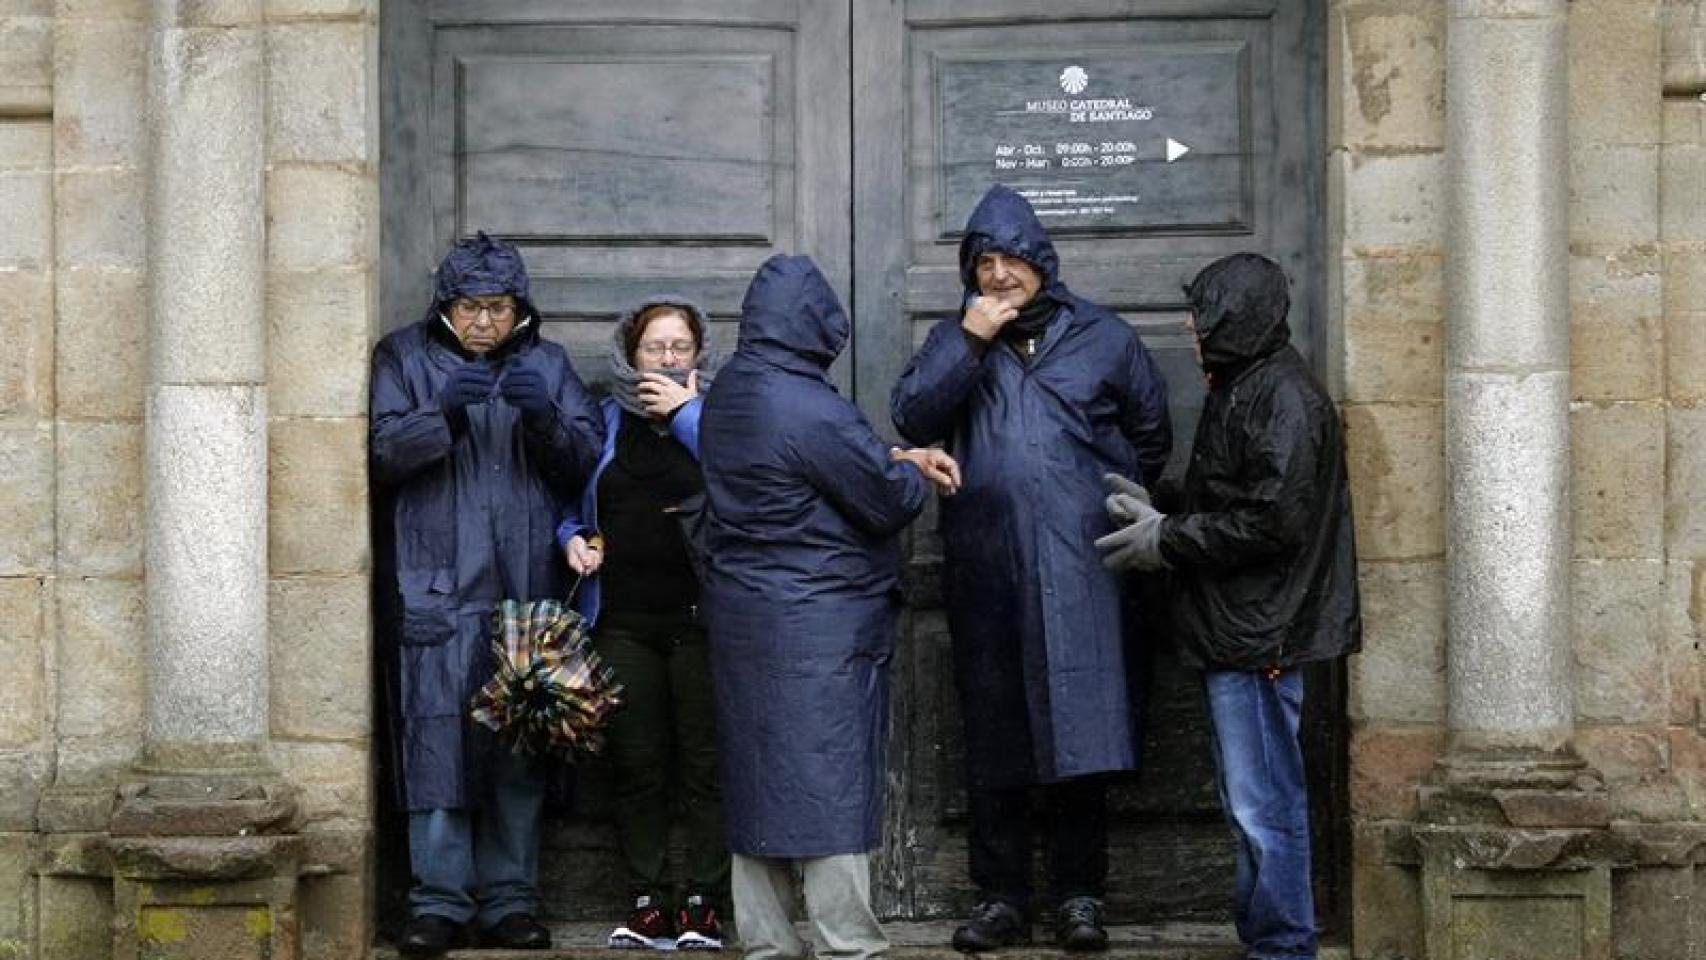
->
[892,446,962,496]
[564,534,604,575]
[637,370,699,419]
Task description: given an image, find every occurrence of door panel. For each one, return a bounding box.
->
[854,0,1332,923]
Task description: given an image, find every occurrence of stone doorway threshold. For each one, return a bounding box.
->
[372,921,1350,960]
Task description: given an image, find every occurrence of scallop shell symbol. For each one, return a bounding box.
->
[1059,66,1089,95]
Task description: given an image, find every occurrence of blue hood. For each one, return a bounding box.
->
[735,254,849,375]
[426,231,540,321]
[957,184,1066,299]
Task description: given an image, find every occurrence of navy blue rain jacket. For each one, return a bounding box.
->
[701,255,927,856]
[890,185,1173,788]
[371,253,602,811]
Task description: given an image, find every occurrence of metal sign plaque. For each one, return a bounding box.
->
[937,44,1250,236]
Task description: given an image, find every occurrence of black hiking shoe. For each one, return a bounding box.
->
[1054,896,1109,952]
[952,899,1030,952]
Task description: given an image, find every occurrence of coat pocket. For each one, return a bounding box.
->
[399,568,456,647]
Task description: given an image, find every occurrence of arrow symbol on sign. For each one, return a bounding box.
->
[1166,138,1190,163]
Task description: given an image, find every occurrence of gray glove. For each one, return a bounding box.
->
[1096,473,1168,571]
[1102,472,1153,524]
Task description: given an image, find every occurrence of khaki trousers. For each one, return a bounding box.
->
[732,853,889,960]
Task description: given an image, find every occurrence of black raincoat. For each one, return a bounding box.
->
[890,185,1173,789]
[700,255,927,856]
[1161,253,1361,670]
[371,235,603,811]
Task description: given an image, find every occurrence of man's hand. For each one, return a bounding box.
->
[892,446,962,495]
[1102,472,1154,524]
[637,369,699,419]
[439,363,497,425]
[961,295,1018,342]
[499,366,553,421]
[564,534,603,575]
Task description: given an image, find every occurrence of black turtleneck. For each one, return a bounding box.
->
[596,412,703,618]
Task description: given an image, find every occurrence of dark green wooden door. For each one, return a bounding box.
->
[380,0,1336,930]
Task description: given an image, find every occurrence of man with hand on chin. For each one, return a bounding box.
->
[371,232,603,956]
[891,185,1172,953]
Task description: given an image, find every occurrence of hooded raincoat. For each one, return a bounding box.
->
[371,234,604,811]
[700,255,928,856]
[890,185,1173,789]
[1161,253,1361,670]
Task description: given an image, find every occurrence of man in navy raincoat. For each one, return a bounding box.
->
[700,254,957,960]
[371,233,603,955]
[891,186,1172,952]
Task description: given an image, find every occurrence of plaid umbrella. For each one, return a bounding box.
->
[470,598,623,758]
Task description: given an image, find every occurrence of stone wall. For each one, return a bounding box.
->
[0,2,378,958]
[1337,0,1706,955]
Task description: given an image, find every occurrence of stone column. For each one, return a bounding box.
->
[108,2,299,957]
[1420,3,1615,957]
[1441,0,1575,779]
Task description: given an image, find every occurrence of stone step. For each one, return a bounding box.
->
[370,921,1350,960]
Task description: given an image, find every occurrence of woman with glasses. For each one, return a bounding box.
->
[556,296,730,951]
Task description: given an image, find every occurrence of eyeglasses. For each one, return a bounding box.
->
[637,340,698,359]
[450,298,517,322]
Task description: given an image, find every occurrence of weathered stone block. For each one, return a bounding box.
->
[55,577,144,739]
[55,167,145,271]
[265,0,374,18]
[55,267,145,419]
[0,171,51,271]
[267,269,372,418]
[1572,560,1667,723]
[0,577,43,750]
[1662,142,1706,245]
[1670,726,1706,818]
[0,120,49,171]
[1666,561,1703,726]
[0,833,34,949]
[271,740,369,823]
[270,577,370,740]
[1668,404,1706,558]
[0,15,52,92]
[1663,98,1703,147]
[50,16,146,168]
[38,875,110,960]
[54,0,145,19]
[268,417,369,576]
[1570,402,1665,559]
[1350,560,1445,724]
[0,420,52,574]
[1666,251,1706,402]
[1568,0,1664,147]
[1350,822,1423,960]
[55,421,144,577]
[1569,250,1663,401]
[1351,725,1443,820]
[300,869,371,960]
[1343,402,1444,560]
[1571,144,1661,250]
[266,165,373,273]
[1573,724,1669,785]
[52,734,139,789]
[1612,865,1697,960]
[266,21,371,166]
[0,269,53,419]
[0,750,45,831]
[1342,150,1446,254]
[1339,3,1445,151]
[1340,253,1444,402]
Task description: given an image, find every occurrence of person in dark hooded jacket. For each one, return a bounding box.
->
[1096,253,1360,960]
[700,254,957,960]
[890,185,1171,952]
[371,233,603,955]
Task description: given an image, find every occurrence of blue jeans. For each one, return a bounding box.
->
[407,746,546,927]
[1204,669,1316,960]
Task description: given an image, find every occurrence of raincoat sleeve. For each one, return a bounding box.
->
[1118,335,1174,487]
[794,401,929,538]
[520,365,605,501]
[369,336,455,486]
[890,317,988,447]
[667,395,704,458]
[1159,386,1321,569]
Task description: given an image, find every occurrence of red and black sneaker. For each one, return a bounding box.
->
[608,894,675,950]
[674,894,724,951]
